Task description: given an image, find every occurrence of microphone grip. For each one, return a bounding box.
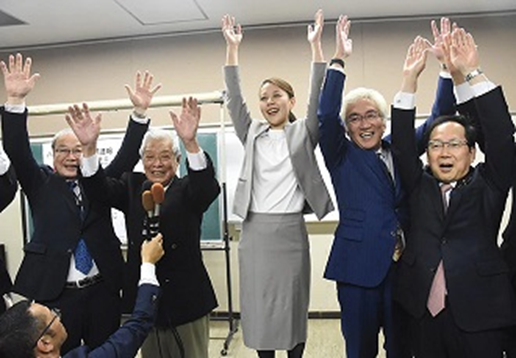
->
[148,215,160,239]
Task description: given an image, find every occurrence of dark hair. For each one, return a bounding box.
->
[0,300,41,358]
[260,77,297,122]
[423,114,477,149]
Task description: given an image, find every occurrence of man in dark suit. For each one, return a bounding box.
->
[391,27,516,357]
[317,18,456,358]
[0,233,164,358]
[68,97,220,358]
[0,145,16,315]
[0,53,160,353]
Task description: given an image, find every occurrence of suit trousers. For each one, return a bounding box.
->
[42,279,121,354]
[337,264,411,358]
[141,314,209,358]
[411,302,504,358]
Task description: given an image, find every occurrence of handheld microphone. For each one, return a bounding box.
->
[151,182,165,217]
[141,189,157,240]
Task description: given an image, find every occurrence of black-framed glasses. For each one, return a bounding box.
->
[32,307,61,348]
[346,110,381,125]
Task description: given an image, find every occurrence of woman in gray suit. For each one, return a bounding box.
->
[221,10,334,358]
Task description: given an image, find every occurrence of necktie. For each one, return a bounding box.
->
[377,152,403,260]
[427,183,452,317]
[67,181,93,275]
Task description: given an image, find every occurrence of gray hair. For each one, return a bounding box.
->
[139,128,181,159]
[51,128,76,150]
[343,87,389,127]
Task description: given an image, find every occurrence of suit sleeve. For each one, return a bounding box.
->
[224,65,253,145]
[317,68,348,171]
[385,76,456,155]
[305,62,326,147]
[63,284,160,358]
[474,86,515,192]
[185,152,221,214]
[0,166,17,213]
[391,106,423,195]
[104,118,149,179]
[0,109,47,197]
[81,166,131,212]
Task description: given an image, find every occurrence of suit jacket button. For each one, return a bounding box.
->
[171,243,177,249]
[390,231,396,237]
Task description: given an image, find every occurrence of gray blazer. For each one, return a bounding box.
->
[224,63,333,220]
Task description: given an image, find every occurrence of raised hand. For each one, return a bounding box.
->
[307,9,324,44]
[124,71,162,117]
[449,28,480,76]
[334,15,352,60]
[65,103,102,156]
[169,97,201,153]
[222,14,242,48]
[307,9,324,62]
[0,53,40,105]
[401,36,430,93]
[429,17,451,66]
[222,14,242,66]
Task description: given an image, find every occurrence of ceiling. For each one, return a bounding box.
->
[0,0,515,50]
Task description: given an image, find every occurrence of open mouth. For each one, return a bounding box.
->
[439,163,453,172]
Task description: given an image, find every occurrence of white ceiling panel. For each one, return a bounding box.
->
[0,0,514,49]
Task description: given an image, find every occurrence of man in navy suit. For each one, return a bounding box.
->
[0,234,164,358]
[318,18,456,357]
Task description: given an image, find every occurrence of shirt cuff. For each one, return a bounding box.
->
[4,103,25,113]
[454,82,474,104]
[187,149,207,171]
[80,154,100,177]
[393,92,415,110]
[130,113,150,125]
[138,262,159,286]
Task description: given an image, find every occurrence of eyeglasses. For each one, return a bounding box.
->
[346,110,381,125]
[55,148,83,157]
[143,153,174,164]
[32,307,61,348]
[427,139,469,152]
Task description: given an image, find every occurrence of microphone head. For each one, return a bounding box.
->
[141,180,153,193]
[141,190,155,213]
[151,182,165,205]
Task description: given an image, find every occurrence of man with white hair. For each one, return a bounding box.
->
[69,96,221,358]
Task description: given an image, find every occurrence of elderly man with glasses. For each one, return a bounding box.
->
[0,234,164,358]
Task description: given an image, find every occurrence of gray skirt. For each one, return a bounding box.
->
[239,212,310,350]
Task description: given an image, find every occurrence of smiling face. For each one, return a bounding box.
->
[142,137,178,186]
[345,98,386,150]
[52,132,82,179]
[258,80,296,129]
[427,121,475,183]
